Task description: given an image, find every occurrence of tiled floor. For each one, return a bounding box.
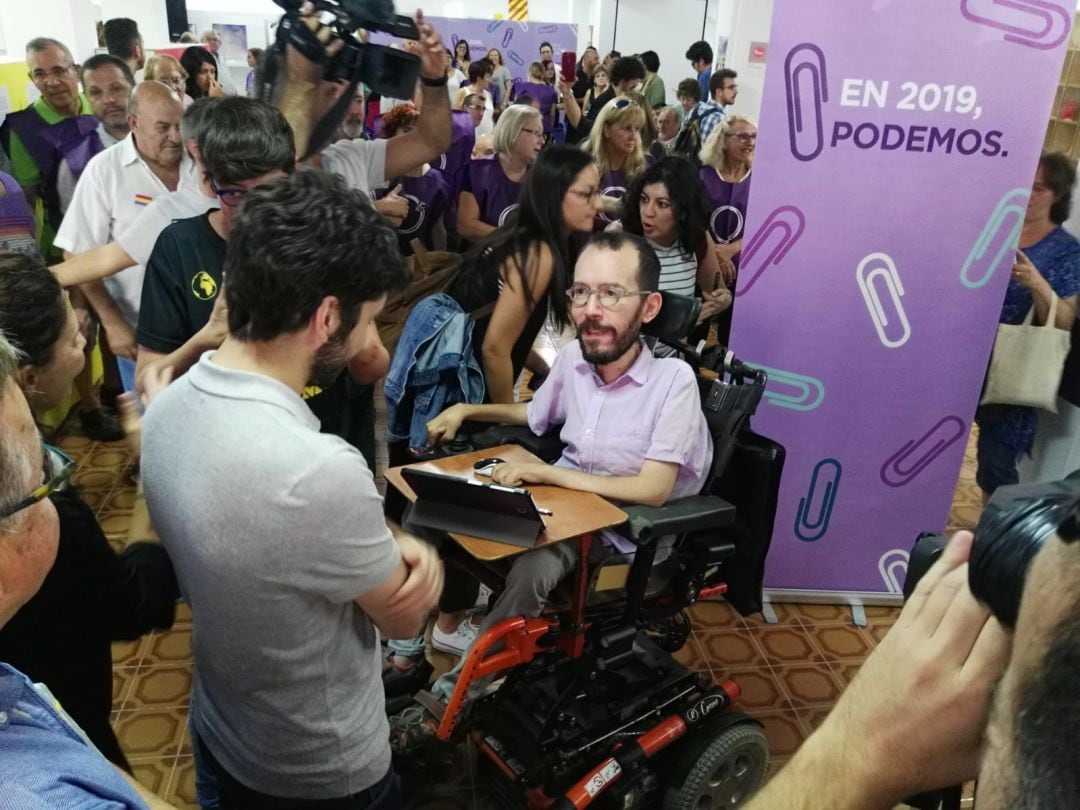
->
[51,412,983,809]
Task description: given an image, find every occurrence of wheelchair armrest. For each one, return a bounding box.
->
[621,495,736,545]
[467,424,566,463]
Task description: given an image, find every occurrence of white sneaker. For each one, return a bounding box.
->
[431,618,480,656]
[475,584,493,610]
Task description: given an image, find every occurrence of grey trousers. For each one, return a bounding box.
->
[430,541,581,700]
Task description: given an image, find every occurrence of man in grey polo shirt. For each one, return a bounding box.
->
[141,169,443,807]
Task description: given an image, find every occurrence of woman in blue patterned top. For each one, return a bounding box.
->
[976,153,1080,498]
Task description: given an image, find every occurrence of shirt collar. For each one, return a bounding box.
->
[573,338,654,387]
[188,352,322,431]
[119,132,140,165]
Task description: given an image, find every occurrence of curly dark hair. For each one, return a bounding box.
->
[1040,152,1077,225]
[620,156,709,257]
[225,170,409,342]
[0,253,66,368]
[468,58,494,84]
[198,97,295,186]
[609,56,645,87]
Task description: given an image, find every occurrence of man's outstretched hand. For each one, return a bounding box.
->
[746,531,1011,810]
[403,10,447,81]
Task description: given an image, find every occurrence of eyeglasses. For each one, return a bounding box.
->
[566,284,650,308]
[30,66,74,83]
[465,104,485,111]
[567,187,599,203]
[726,132,757,143]
[520,126,544,138]
[0,446,74,520]
[208,177,248,207]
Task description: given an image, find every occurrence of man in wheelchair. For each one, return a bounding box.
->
[389,230,714,752]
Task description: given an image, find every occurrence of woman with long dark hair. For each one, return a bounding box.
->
[620,156,730,330]
[449,144,601,403]
[452,38,471,73]
[180,46,223,100]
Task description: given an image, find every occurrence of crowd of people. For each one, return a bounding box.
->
[0,6,1077,810]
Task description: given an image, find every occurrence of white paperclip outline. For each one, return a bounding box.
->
[878,549,910,594]
[960,188,1028,289]
[857,252,911,349]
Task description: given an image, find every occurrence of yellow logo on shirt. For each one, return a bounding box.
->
[191,272,218,301]
[301,386,323,400]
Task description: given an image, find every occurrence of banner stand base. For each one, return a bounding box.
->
[705,589,904,628]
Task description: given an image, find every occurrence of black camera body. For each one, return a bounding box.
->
[271,0,422,103]
[906,475,1080,628]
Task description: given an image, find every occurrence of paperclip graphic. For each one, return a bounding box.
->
[784,43,828,162]
[960,0,1070,50]
[795,458,842,542]
[880,416,966,488]
[538,24,558,33]
[749,364,825,411]
[856,252,911,349]
[518,22,530,32]
[878,549,910,594]
[507,50,525,67]
[486,21,505,33]
[502,29,514,48]
[736,205,806,297]
[960,188,1028,289]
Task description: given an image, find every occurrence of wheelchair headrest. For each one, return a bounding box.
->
[641,292,701,343]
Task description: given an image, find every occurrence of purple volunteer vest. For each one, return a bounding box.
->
[515,81,559,133]
[462,156,523,228]
[700,167,752,253]
[436,110,477,194]
[375,168,454,255]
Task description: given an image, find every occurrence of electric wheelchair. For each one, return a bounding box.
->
[388,293,786,809]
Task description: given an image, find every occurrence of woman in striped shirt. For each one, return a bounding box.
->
[620,156,731,331]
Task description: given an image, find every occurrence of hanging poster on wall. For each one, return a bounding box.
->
[730,0,1072,597]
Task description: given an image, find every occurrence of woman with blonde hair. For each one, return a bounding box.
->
[584,97,649,227]
[457,103,545,241]
[144,53,193,108]
[698,114,756,342]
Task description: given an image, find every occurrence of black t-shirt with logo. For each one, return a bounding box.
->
[136,212,375,467]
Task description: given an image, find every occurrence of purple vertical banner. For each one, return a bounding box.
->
[731,0,1071,595]
[369,18,577,82]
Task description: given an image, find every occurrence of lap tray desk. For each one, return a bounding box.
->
[385,444,628,561]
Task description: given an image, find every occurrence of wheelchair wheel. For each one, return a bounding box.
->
[661,722,768,809]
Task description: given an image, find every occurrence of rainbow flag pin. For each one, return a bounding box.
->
[134,193,153,207]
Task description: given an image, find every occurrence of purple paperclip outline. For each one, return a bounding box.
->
[880,416,967,488]
[502,29,514,48]
[784,43,828,162]
[735,205,806,297]
[960,0,1070,50]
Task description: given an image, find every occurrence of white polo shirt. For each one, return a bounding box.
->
[117,185,219,267]
[54,134,198,329]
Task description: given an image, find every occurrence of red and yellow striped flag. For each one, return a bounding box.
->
[508,0,528,21]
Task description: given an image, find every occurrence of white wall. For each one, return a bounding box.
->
[723,0,772,121]
[0,0,98,63]
[100,0,171,50]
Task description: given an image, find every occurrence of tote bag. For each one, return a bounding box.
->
[981,295,1070,412]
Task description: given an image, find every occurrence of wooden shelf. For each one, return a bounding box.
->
[1045,20,1080,161]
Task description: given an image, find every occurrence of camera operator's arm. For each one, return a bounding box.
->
[383,13,452,180]
[279,2,343,162]
[745,531,1011,810]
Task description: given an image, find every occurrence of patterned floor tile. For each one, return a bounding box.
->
[165,757,198,810]
[754,711,809,758]
[769,662,845,710]
[112,636,148,668]
[805,625,875,664]
[125,665,193,710]
[141,627,193,666]
[129,757,176,797]
[670,634,714,676]
[751,625,824,667]
[687,599,744,630]
[112,667,137,709]
[113,708,187,760]
[724,667,793,713]
[697,628,770,669]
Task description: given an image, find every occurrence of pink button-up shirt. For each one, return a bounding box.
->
[527,340,712,551]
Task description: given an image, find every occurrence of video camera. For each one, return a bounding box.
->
[258,0,424,157]
[272,0,422,98]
